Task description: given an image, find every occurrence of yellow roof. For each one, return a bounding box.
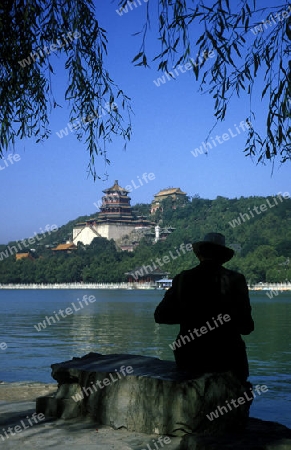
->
[154,187,186,197]
[52,243,76,251]
[16,253,34,260]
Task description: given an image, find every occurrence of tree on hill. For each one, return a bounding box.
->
[1,1,291,177]
[1,195,291,283]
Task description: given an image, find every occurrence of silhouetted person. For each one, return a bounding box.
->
[154,233,254,383]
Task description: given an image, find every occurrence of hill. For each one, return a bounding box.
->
[1,193,291,284]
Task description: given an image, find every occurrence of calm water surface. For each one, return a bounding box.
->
[0,289,290,427]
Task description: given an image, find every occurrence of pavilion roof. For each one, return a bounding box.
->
[154,187,186,197]
[103,180,129,194]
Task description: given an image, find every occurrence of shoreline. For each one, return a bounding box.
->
[1,282,291,291]
[0,381,58,402]
[0,282,156,290]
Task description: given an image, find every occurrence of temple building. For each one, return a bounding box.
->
[97,180,134,222]
[151,187,187,214]
[73,180,152,247]
[52,243,77,253]
[15,252,34,261]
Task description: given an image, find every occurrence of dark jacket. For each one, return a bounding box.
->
[154,261,254,381]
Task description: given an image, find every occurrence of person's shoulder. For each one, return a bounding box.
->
[172,267,196,283]
[221,266,246,282]
[221,266,241,276]
[180,267,199,277]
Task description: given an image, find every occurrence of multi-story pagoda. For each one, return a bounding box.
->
[73,180,152,247]
[98,180,134,223]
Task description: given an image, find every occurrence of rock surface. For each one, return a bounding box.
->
[0,382,290,449]
[36,352,253,436]
[0,391,181,449]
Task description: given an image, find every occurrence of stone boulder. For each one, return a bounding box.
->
[36,352,253,436]
[36,353,252,436]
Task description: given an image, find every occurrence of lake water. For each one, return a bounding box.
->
[0,289,290,427]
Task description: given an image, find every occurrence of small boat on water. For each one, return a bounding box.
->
[156,278,172,290]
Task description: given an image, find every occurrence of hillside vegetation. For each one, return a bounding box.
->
[1,194,291,284]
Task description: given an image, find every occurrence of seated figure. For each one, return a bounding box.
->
[154,232,254,383]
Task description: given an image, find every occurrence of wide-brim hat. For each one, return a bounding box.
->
[192,232,234,263]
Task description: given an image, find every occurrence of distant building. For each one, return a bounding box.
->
[156,278,172,289]
[118,243,139,252]
[125,266,170,284]
[153,225,176,243]
[98,180,134,223]
[73,180,152,247]
[151,187,187,214]
[15,252,34,261]
[52,243,77,253]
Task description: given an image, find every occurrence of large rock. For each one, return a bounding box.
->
[36,352,253,436]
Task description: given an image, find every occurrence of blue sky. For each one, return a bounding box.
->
[1,0,290,244]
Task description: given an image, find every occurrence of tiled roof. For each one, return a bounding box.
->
[103,180,129,193]
[154,187,186,197]
[16,252,31,258]
[52,243,77,251]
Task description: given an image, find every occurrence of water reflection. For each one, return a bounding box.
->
[0,289,290,426]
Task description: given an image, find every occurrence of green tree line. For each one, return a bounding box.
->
[1,194,291,284]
